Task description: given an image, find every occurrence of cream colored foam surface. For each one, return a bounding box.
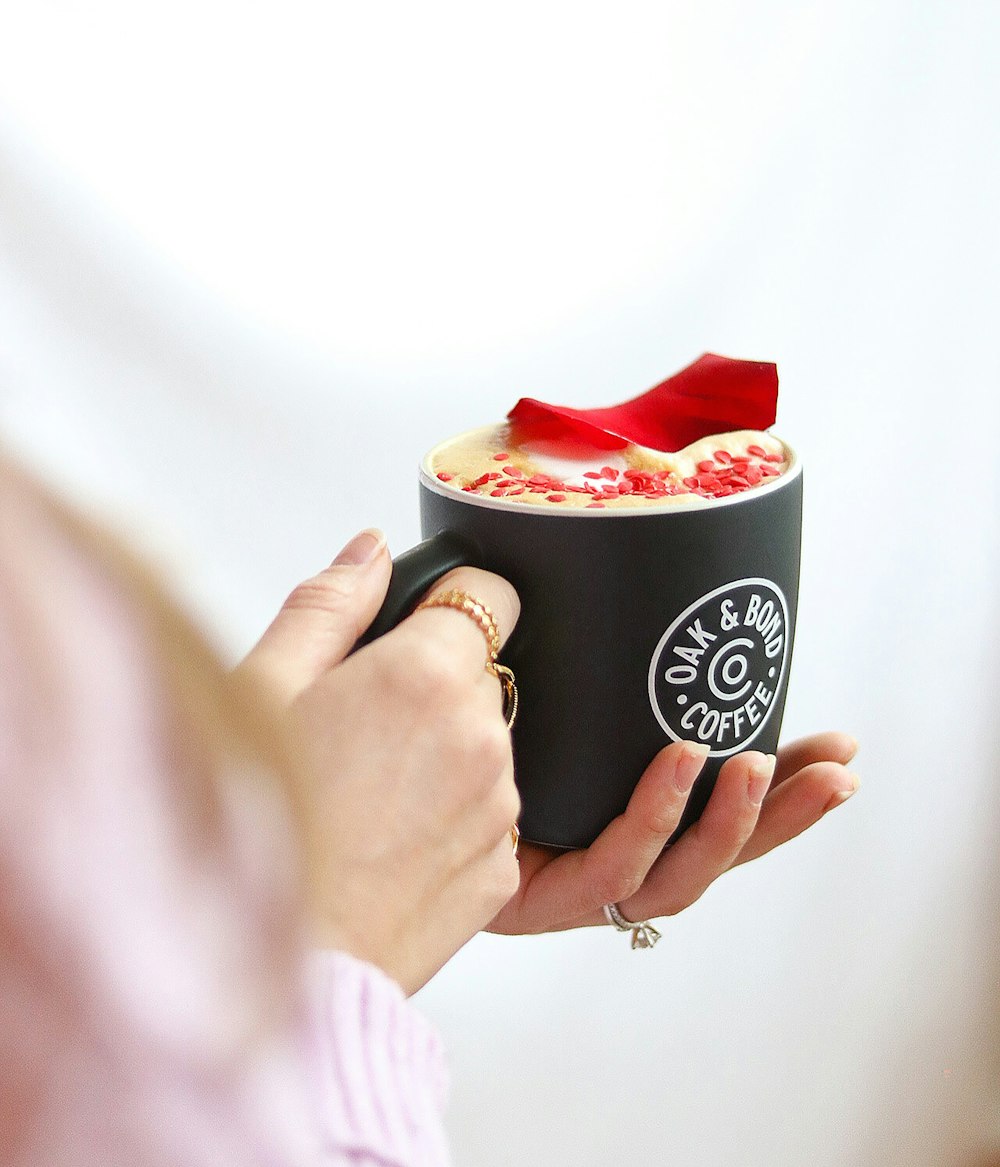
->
[428,424,788,509]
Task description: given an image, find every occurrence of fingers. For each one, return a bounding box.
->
[732,760,859,866]
[492,731,862,938]
[772,731,858,787]
[240,529,392,702]
[400,565,521,676]
[489,741,710,933]
[613,750,775,923]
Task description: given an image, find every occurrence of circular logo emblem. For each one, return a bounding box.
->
[647,578,790,757]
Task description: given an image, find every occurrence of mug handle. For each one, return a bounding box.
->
[352,530,482,651]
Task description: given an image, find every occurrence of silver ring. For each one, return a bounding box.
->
[603,902,662,950]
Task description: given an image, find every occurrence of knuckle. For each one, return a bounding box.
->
[485,782,521,839]
[416,612,474,660]
[477,719,513,773]
[592,874,619,907]
[617,872,645,903]
[719,806,757,853]
[284,571,354,612]
[365,639,405,693]
[644,804,682,838]
[690,817,745,869]
[433,567,521,638]
[594,868,643,908]
[402,636,463,700]
[501,781,522,828]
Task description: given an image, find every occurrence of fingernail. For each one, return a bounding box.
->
[333,528,385,567]
[824,773,859,812]
[748,754,776,806]
[675,743,710,794]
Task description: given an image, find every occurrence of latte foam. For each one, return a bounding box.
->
[427,425,789,509]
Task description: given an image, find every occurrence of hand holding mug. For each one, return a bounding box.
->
[239,532,522,995]
[487,731,859,937]
[240,528,857,978]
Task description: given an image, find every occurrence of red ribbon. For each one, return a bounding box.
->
[508,353,778,453]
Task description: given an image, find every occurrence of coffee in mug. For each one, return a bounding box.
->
[430,423,788,510]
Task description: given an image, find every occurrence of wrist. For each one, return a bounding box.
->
[305,910,418,996]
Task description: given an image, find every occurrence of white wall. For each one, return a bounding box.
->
[2,3,998,1164]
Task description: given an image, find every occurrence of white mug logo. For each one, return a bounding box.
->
[647,578,790,756]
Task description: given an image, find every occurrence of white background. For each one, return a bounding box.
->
[2,3,998,1164]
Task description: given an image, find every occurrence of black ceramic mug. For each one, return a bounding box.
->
[357,432,803,849]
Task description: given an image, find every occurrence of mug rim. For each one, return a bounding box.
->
[419,427,801,517]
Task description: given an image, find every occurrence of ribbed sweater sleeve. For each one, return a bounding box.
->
[303,951,451,1167]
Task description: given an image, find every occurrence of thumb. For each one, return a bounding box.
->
[240,529,392,702]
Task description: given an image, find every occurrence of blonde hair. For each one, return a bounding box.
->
[0,453,307,1147]
[2,452,301,821]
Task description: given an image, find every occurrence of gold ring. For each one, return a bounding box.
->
[415,588,501,661]
[486,662,519,730]
[414,588,519,729]
[510,823,520,857]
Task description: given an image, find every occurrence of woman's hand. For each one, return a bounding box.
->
[239,530,522,995]
[488,732,859,935]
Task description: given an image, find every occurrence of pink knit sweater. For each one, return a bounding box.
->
[0,474,450,1166]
